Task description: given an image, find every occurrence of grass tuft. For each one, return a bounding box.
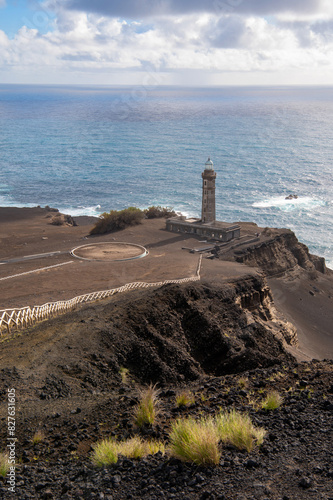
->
[146,440,165,456]
[119,367,129,384]
[91,437,165,466]
[91,439,118,467]
[117,437,165,459]
[134,384,159,427]
[32,430,45,445]
[261,391,283,410]
[117,437,147,459]
[237,377,248,389]
[215,409,266,452]
[169,417,220,466]
[0,453,10,478]
[176,390,195,407]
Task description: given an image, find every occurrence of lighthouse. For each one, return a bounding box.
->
[166,156,240,241]
[201,157,216,223]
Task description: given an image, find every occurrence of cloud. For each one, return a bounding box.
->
[55,0,325,19]
[2,2,333,85]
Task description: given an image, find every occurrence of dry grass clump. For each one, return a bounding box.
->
[169,417,220,466]
[237,377,248,389]
[119,367,129,384]
[91,439,119,467]
[0,453,9,477]
[215,409,266,452]
[134,384,159,427]
[91,437,165,466]
[261,391,283,410]
[32,430,45,445]
[176,390,195,407]
[118,437,165,459]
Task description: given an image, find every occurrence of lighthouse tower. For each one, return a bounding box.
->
[201,157,216,223]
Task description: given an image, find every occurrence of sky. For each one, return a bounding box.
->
[1,0,333,85]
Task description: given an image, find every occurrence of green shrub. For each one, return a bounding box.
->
[215,409,266,452]
[176,390,195,407]
[90,207,144,235]
[134,384,159,427]
[169,417,220,466]
[261,391,283,410]
[91,439,118,467]
[0,453,9,478]
[144,206,176,219]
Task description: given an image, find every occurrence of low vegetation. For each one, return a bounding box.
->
[169,417,221,466]
[31,430,45,445]
[215,409,266,452]
[91,439,119,467]
[0,453,9,478]
[119,366,130,384]
[175,390,195,407]
[144,205,176,219]
[262,391,283,410]
[117,437,165,459]
[91,437,165,466]
[237,377,248,389]
[91,403,267,468]
[90,207,144,235]
[90,205,176,234]
[134,384,159,427]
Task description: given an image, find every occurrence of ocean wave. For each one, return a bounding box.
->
[252,196,326,211]
[0,195,37,208]
[57,205,102,217]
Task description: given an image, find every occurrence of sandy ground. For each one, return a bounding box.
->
[0,207,254,309]
[0,206,332,361]
[72,242,146,261]
[268,274,333,360]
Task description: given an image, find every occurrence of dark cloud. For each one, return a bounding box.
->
[277,19,333,47]
[61,52,98,61]
[60,0,323,19]
[311,19,333,35]
[209,16,247,48]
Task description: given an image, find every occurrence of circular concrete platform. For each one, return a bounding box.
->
[71,242,148,262]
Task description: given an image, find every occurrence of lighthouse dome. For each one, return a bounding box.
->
[205,157,214,170]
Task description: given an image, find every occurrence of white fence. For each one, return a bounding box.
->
[0,256,202,335]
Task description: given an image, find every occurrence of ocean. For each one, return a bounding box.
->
[0,84,332,268]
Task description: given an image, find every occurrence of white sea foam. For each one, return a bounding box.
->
[0,195,37,208]
[252,196,325,211]
[57,205,103,217]
[326,260,333,271]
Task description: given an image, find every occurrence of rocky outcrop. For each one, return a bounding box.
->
[0,277,296,397]
[47,212,77,226]
[95,276,296,385]
[234,229,328,276]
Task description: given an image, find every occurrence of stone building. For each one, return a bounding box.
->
[201,157,216,223]
[166,158,240,241]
